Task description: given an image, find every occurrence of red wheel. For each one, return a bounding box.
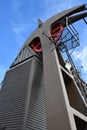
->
[51,24,63,42]
[32,42,42,53]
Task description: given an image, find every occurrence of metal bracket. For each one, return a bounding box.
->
[83,18,87,24]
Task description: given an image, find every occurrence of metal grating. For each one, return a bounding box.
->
[57,24,79,52]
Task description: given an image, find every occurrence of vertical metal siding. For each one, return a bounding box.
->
[0,59,32,130]
[25,60,47,130]
[0,57,47,130]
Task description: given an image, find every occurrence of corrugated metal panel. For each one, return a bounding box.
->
[0,57,47,130]
[0,59,33,130]
[25,60,47,130]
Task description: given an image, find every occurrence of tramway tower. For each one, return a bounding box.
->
[0,4,87,130]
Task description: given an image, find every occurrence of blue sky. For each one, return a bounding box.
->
[0,0,87,84]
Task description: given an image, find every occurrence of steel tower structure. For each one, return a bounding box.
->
[0,4,87,130]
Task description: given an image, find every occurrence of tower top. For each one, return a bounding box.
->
[38,18,43,27]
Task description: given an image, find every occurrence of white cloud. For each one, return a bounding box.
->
[10,0,37,45]
[42,0,73,20]
[13,22,31,43]
[73,46,87,82]
[9,0,29,44]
